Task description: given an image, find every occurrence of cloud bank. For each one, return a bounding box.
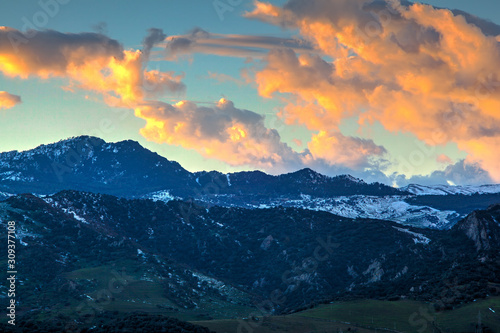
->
[245,0,500,182]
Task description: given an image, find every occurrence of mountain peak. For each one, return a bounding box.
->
[291,167,322,177]
[0,136,193,197]
[39,135,105,150]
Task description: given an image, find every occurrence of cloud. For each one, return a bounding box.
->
[0,27,122,78]
[160,27,314,60]
[245,0,500,182]
[450,9,500,36]
[3,18,495,185]
[142,28,167,61]
[0,91,21,110]
[305,131,386,169]
[134,95,386,173]
[393,159,494,186]
[135,98,304,172]
[0,27,184,107]
[0,27,301,173]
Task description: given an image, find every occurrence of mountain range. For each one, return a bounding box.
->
[2,136,500,230]
[0,136,405,199]
[1,136,500,332]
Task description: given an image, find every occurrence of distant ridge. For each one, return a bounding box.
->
[402,183,500,196]
[0,136,404,198]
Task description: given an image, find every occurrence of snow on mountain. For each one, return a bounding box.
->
[392,226,431,245]
[192,194,461,229]
[282,195,459,229]
[0,191,14,200]
[143,190,178,202]
[403,184,500,196]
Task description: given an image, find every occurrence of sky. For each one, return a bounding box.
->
[1,0,500,186]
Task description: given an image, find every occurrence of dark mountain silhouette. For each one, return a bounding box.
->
[0,136,404,198]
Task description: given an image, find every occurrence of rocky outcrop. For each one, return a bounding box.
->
[454,204,500,252]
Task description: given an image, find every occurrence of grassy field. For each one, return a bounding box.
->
[194,297,500,333]
[195,315,382,333]
[436,297,500,333]
[46,262,256,322]
[295,299,435,332]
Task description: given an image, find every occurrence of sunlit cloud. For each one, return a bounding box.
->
[245,0,500,181]
[0,91,21,110]
[0,27,121,78]
[305,130,386,169]
[0,27,184,108]
[135,96,387,173]
[0,27,307,173]
[135,98,304,172]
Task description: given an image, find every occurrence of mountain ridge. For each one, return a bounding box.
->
[0,135,405,199]
[3,136,500,230]
[403,183,500,196]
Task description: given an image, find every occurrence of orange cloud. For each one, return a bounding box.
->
[246,0,500,181]
[0,28,185,108]
[135,98,303,172]
[134,97,386,171]
[305,131,386,169]
[0,27,122,79]
[0,91,21,110]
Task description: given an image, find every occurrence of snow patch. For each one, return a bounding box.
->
[393,226,431,244]
[137,249,146,258]
[61,208,89,224]
[146,190,176,202]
